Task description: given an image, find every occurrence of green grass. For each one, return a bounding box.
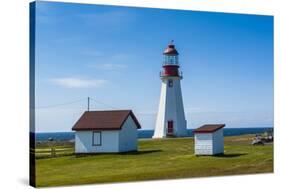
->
[35,135,273,187]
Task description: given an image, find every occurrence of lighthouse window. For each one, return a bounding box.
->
[169,56,174,64]
[168,80,173,87]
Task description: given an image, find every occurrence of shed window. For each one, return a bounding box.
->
[92,131,102,146]
[168,80,173,87]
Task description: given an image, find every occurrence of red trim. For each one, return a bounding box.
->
[167,120,173,134]
[193,124,225,133]
[193,130,221,133]
[162,65,179,77]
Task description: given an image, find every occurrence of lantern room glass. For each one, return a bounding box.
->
[163,55,179,65]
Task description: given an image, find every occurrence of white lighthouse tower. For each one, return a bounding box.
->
[153,41,187,138]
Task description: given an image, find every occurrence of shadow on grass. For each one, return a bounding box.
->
[120,149,162,155]
[213,153,248,158]
[74,150,162,158]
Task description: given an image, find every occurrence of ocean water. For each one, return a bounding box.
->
[35,127,273,141]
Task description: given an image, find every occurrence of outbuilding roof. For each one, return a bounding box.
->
[72,110,141,131]
[193,124,225,133]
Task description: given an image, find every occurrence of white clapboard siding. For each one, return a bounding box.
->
[118,115,138,152]
[75,115,138,153]
[212,129,224,154]
[75,130,119,153]
[195,133,213,155]
[194,129,224,155]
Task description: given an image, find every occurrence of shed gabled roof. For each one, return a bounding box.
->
[72,110,141,131]
[193,124,225,133]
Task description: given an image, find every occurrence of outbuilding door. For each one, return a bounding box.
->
[167,120,174,136]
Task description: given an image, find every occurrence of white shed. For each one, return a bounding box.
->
[193,124,225,155]
[72,110,141,153]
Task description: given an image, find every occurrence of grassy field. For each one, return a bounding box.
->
[35,135,273,187]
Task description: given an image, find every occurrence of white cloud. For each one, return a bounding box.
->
[87,53,132,71]
[50,77,107,88]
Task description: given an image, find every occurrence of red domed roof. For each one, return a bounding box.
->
[163,42,179,55]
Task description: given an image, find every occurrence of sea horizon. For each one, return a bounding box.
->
[34,126,273,141]
[35,123,273,134]
[35,126,274,133]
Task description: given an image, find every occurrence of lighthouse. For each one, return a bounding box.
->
[153,41,187,138]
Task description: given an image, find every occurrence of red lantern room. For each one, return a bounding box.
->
[161,41,182,78]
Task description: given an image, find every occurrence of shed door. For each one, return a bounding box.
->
[167,120,173,135]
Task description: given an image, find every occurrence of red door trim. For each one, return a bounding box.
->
[167,120,173,135]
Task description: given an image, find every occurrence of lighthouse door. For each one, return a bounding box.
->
[167,120,174,136]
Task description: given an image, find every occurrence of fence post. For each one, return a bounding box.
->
[51,147,55,157]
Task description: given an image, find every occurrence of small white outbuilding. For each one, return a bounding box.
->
[72,110,141,154]
[193,124,225,155]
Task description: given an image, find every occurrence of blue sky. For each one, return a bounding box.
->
[34,1,273,132]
